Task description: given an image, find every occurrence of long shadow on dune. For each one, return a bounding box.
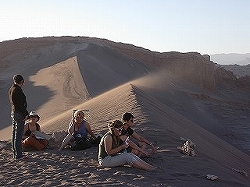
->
[0,81,54,131]
[25,83,54,115]
[76,43,156,97]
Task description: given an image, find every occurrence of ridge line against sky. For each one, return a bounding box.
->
[0,0,249,55]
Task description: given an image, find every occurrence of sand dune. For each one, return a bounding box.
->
[0,38,249,186]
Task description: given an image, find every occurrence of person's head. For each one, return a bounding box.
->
[28,111,40,122]
[73,110,86,123]
[122,112,134,126]
[108,119,123,136]
[13,74,24,86]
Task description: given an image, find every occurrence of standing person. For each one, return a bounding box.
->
[121,112,157,157]
[98,119,156,171]
[9,74,29,159]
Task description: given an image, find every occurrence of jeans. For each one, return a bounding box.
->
[11,112,25,159]
[99,152,139,167]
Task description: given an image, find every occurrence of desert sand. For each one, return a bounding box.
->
[0,37,249,186]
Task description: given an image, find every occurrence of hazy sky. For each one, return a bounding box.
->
[0,0,249,55]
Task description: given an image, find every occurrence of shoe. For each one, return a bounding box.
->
[16,154,28,160]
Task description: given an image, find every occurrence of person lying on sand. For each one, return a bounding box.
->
[22,111,48,151]
[121,112,157,157]
[59,110,97,150]
[98,119,156,171]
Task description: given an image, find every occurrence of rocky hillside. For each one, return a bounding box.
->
[2,36,249,93]
[221,64,250,78]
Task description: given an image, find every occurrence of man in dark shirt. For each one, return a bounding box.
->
[121,112,157,157]
[9,74,29,159]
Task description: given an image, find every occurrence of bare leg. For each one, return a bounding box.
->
[132,159,156,171]
[59,134,73,150]
[131,154,156,171]
[132,142,147,157]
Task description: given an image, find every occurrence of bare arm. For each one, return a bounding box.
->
[84,121,96,138]
[132,131,157,153]
[68,121,75,135]
[120,136,149,156]
[104,135,128,156]
[22,123,29,140]
[37,123,41,132]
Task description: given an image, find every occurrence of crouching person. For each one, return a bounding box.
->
[59,110,97,151]
[22,111,48,150]
[98,120,156,171]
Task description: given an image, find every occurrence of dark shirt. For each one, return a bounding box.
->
[9,84,28,116]
[98,132,124,159]
[24,123,40,137]
[121,127,134,136]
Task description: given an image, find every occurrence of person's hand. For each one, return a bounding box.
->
[120,143,129,149]
[141,149,150,156]
[30,132,36,137]
[124,137,129,146]
[150,144,157,153]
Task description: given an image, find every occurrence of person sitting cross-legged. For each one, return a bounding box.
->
[22,111,48,151]
[59,110,97,151]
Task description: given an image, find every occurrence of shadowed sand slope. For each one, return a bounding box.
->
[0,56,91,139]
[76,43,155,97]
[131,83,250,176]
[41,83,147,134]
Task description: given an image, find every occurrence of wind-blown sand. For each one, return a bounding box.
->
[0,38,249,186]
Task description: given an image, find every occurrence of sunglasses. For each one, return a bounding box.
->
[30,115,38,118]
[114,127,123,132]
[75,115,84,119]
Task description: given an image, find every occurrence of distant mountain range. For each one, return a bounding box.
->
[220,64,250,78]
[210,53,250,65]
[210,53,250,77]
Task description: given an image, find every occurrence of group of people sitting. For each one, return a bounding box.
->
[22,110,157,171]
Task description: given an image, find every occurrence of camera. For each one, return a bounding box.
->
[74,133,86,144]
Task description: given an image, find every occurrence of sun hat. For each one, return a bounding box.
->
[28,111,40,121]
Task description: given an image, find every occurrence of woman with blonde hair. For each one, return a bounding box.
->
[59,110,96,150]
[98,119,156,171]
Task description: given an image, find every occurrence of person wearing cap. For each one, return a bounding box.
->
[121,112,157,157]
[22,111,48,150]
[9,74,29,159]
[98,119,156,171]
